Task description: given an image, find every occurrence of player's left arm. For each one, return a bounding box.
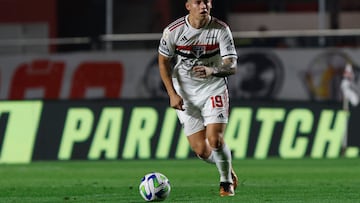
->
[192,57,237,78]
[193,25,237,78]
[211,57,237,77]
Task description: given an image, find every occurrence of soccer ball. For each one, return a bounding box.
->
[139,172,171,202]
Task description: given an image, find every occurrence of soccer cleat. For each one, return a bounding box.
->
[231,168,238,190]
[219,182,235,196]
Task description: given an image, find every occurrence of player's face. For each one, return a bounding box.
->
[186,0,212,19]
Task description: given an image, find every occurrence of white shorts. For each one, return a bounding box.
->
[176,89,229,136]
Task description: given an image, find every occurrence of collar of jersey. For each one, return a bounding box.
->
[185,14,212,30]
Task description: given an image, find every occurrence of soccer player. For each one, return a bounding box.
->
[158,0,238,196]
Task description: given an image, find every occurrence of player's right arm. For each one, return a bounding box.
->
[158,54,184,111]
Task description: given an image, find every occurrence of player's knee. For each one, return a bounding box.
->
[192,144,210,158]
[207,136,224,149]
[193,147,208,158]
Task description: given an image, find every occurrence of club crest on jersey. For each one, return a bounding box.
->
[191,45,206,58]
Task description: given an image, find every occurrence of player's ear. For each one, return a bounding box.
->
[208,0,213,9]
[185,1,191,11]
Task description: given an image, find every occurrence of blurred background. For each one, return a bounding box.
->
[2,0,360,49]
[1,0,360,101]
[1,0,360,162]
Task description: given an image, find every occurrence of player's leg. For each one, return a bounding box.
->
[176,107,214,160]
[187,128,237,197]
[207,123,237,196]
[194,130,238,190]
[206,123,230,180]
[181,115,237,196]
[187,129,212,159]
[201,90,238,195]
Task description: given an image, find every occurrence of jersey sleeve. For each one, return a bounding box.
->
[158,28,175,58]
[219,26,237,59]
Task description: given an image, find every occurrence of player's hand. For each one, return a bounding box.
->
[192,66,213,78]
[169,93,185,111]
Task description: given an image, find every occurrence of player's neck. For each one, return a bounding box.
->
[187,15,210,29]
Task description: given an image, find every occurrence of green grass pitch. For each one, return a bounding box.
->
[0,158,359,203]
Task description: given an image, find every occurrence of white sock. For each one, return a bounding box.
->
[213,144,232,183]
[197,139,217,164]
[206,151,216,164]
[197,151,216,164]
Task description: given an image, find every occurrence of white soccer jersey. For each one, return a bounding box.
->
[158,15,237,100]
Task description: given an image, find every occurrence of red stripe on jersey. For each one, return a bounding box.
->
[213,17,228,28]
[168,17,185,32]
[169,21,185,32]
[176,44,219,51]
